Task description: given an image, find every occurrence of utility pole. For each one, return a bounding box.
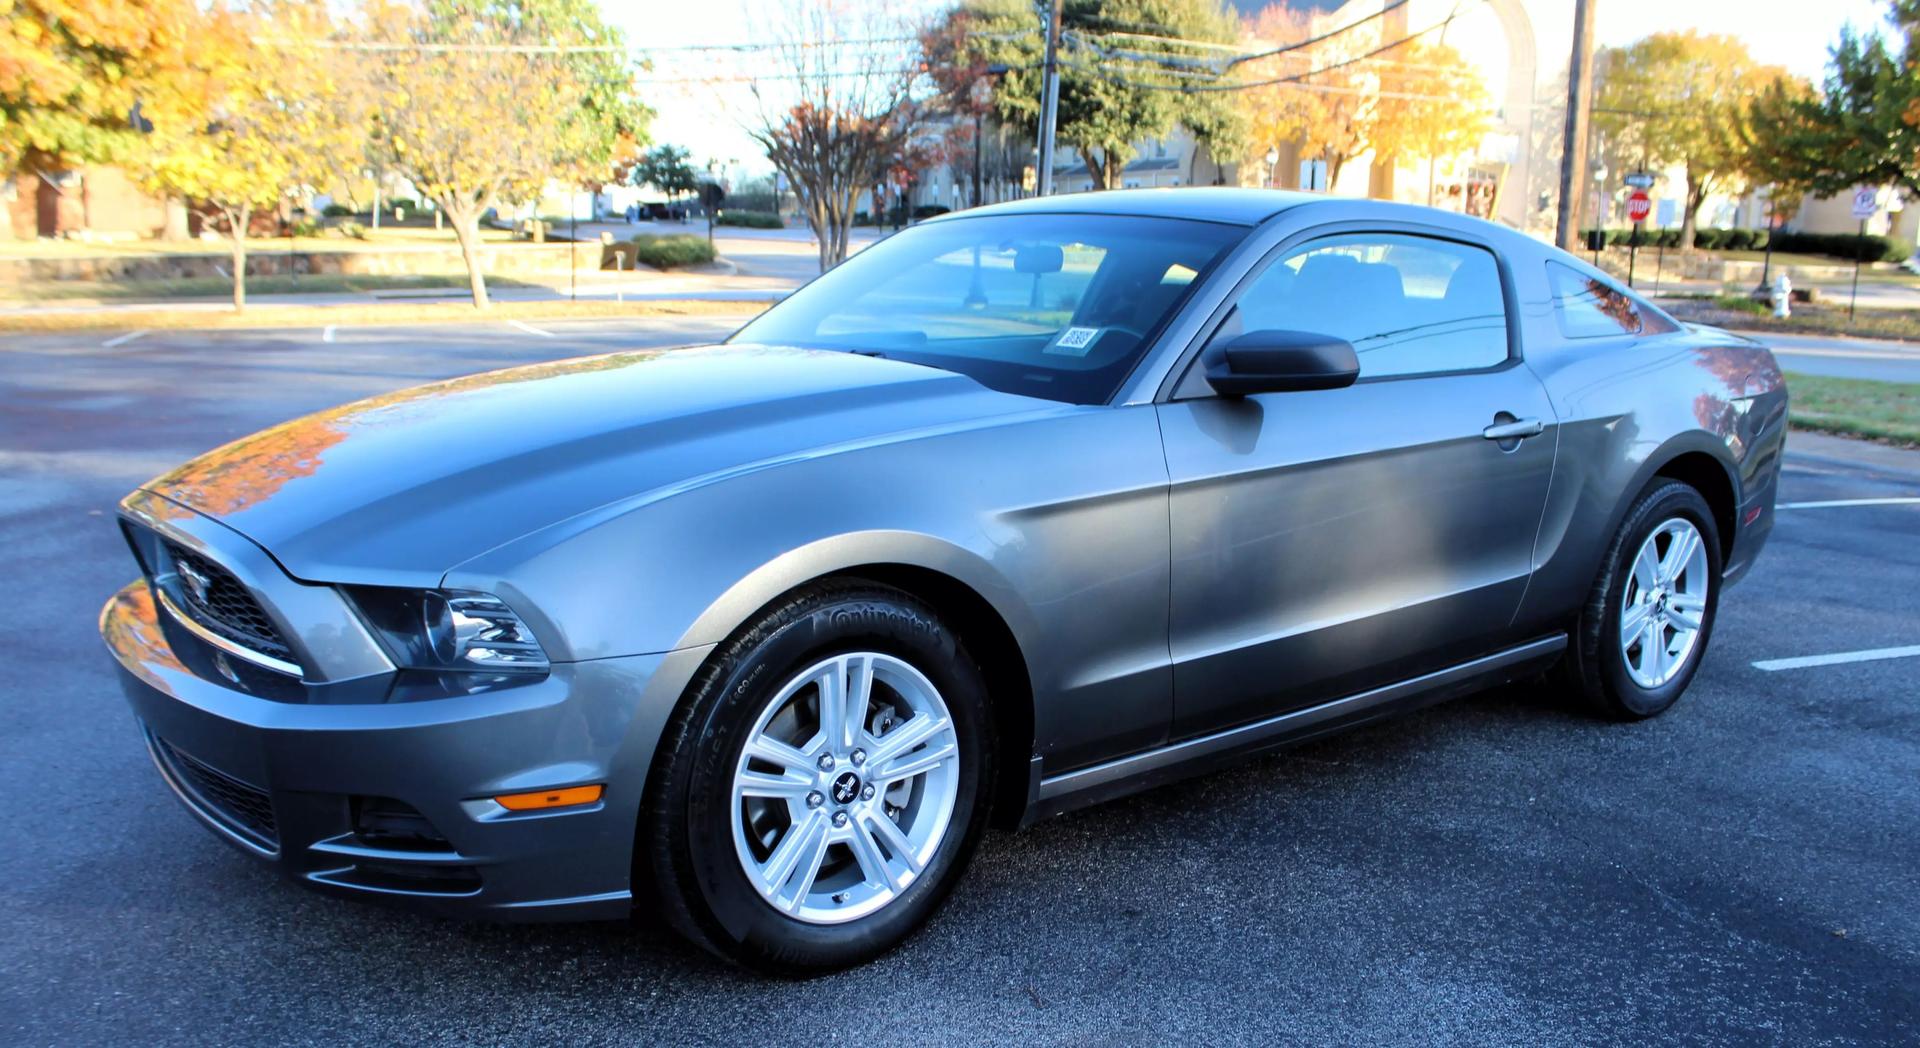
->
[1037,0,1064,197]
[1555,0,1597,250]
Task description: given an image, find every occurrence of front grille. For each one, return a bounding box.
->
[164,542,295,663]
[153,735,279,851]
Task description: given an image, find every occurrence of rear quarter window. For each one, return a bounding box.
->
[1547,261,1677,339]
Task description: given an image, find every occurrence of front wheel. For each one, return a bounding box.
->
[641,582,993,973]
[1559,480,1724,719]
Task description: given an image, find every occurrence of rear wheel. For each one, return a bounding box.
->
[1559,480,1723,719]
[641,583,992,973]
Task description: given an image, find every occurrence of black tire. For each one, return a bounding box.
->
[640,581,994,974]
[1558,480,1724,720]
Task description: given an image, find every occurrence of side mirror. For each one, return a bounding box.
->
[1204,329,1359,396]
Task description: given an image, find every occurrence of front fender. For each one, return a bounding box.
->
[672,529,1044,658]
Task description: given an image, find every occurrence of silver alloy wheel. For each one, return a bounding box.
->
[1618,517,1711,689]
[729,652,961,924]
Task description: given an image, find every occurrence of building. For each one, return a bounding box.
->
[3,166,175,240]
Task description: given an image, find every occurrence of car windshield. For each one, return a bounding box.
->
[729,213,1246,404]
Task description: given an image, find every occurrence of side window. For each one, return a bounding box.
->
[1548,262,1646,338]
[1223,233,1509,379]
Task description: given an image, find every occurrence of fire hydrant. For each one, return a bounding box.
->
[1771,273,1792,318]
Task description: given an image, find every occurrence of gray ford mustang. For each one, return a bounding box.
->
[101,189,1787,972]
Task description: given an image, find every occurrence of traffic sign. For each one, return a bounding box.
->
[1851,186,1881,219]
[1626,190,1652,224]
[1624,172,1655,189]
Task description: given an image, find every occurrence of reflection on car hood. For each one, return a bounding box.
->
[142,344,1056,584]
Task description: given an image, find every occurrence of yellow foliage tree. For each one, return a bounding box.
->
[0,0,199,175]
[1237,4,1372,188]
[134,1,363,309]
[1370,41,1491,165]
[1239,7,1489,191]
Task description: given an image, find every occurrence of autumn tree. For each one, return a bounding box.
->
[367,0,648,308]
[1236,3,1372,187]
[0,0,199,176]
[1370,41,1491,166]
[1594,32,1786,249]
[950,0,1245,191]
[134,2,361,310]
[744,0,921,269]
[919,7,1007,207]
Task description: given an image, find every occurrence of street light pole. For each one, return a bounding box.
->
[1555,0,1597,250]
[1036,0,1064,197]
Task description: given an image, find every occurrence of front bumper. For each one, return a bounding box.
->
[102,581,709,922]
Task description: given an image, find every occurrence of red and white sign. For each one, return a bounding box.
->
[1626,190,1652,224]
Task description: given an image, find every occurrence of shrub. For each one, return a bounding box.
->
[1770,230,1912,262]
[289,218,323,237]
[613,233,717,270]
[715,210,783,229]
[1575,226,1916,259]
[911,205,950,220]
[322,203,355,218]
[339,221,368,240]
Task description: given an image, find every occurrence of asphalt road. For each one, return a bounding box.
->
[1750,331,1920,384]
[3,321,1917,1045]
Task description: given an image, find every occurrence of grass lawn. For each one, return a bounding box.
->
[0,297,766,333]
[1785,372,1920,446]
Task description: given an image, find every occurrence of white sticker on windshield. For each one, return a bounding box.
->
[1046,326,1101,357]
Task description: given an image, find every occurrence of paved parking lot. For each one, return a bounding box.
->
[3,320,1917,1045]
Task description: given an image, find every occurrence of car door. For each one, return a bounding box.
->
[1155,230,1558,738]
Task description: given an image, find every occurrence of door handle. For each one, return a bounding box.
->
[1482,417,1545,441]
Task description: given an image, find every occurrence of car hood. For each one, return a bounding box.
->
[141,344,1058,584]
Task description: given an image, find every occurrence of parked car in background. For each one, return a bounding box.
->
[102,189,1787,973]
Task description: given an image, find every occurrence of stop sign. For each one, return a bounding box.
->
[1626,190,1652,223]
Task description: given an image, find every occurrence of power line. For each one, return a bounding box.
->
[1225,0,1412,69]
[1071,1,1487,95]
[1066,0,1413,70]
[266,39,627,53]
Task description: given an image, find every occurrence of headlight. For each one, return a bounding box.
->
[346,587,550,672]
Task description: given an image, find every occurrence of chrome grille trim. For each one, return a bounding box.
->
[162,541,294,659]
[157,588,305,677]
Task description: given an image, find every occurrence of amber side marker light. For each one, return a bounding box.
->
[495,784,604,811]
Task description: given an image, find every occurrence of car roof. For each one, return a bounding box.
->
[939,187,1322,226]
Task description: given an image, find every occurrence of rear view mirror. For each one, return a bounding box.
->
[1014,244,1064,274]
[1204,329,1360,396]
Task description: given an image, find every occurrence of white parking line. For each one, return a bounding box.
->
[1754,645,1920,672]
[1779,497,1920,510]
[322,325,336,343]
[101,330,148,348]
[506,319,555,338]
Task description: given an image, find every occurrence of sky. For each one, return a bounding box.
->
[614,0,1901,177]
